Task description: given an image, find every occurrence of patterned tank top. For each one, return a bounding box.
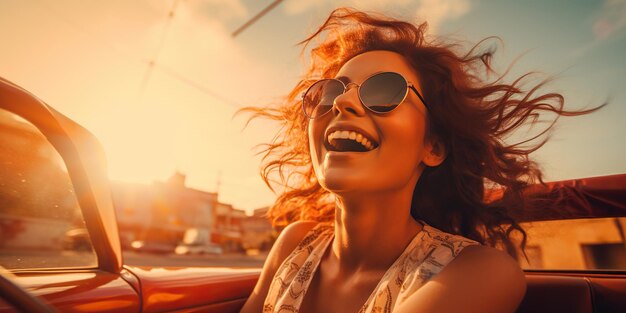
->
[263,221,479,313]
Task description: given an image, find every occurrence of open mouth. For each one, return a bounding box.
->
[326,130,378,152]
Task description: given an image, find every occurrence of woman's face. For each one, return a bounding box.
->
[308,50,441,195]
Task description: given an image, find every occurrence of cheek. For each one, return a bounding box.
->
[379,114,428,169]
[308,121,320,148]
[386,112,426,142]
[308,120,326,163]
[385,133,424,173]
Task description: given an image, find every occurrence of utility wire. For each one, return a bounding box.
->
[232,0,284,37]
[156,63,243,108]
[31,0,243,109]
[137,0,180,104]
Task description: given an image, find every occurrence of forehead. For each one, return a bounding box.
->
[335,50,419,84]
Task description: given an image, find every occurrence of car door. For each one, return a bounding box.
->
[0,77,140,312]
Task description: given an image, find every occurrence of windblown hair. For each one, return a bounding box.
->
[242,8,602,256]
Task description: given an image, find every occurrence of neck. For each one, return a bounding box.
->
[328,184,423,278]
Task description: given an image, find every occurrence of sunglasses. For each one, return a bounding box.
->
[302,71,429,119]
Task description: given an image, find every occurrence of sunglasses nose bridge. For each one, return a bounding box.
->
[344,82,359,91]
[333,82,366,117]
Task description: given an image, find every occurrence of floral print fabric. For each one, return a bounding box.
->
[263,221,478,313]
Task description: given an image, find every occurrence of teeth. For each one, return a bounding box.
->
[327,130,376,151]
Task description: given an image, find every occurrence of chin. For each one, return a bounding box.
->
[319,167,387,194]
[321,169,419,197]
[317,168,360,193]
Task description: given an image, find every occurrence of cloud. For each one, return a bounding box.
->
[415,0,471,33]
[568,0,626,59]
[592,0,626,39]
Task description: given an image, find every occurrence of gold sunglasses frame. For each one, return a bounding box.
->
[301,71,429,119]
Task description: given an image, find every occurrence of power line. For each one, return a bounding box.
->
[135,0,244,108]
[155,63,243,108]
[31,0,243,109]
[137,0,180,103]
[232,0,284,37]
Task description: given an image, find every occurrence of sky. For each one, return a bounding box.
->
[1,0,625,213]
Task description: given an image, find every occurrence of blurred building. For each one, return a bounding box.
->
[112,172,217,249]
[211,203,247,252]
[112,172,273,253]
[240,207,276,251]
[519,217,626,270]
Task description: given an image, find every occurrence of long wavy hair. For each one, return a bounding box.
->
[242,8,602,256]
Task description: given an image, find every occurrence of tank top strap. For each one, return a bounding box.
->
[361,222,479,312]
[263,222,334,313]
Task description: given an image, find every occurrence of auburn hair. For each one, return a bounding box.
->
[242,8,602,257]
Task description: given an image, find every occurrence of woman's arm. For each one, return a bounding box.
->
[394,245,527,313]
[239,220,318,313]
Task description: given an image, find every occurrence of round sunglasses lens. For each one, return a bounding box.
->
[303,79,343,118]
[359,72,408,113]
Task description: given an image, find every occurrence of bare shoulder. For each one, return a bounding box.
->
[239,220,319,313]
[395,245,527,313]
[451,245,526,293]
[448,245,525,279]
[257,220,320,279]
[272,220,321,260]
[450,245,523,274]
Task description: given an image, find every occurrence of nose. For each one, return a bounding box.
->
[332,83,366,117]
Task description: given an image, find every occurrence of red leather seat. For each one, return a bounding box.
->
[516,274,626,313]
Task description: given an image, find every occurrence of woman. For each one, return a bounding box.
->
[240,8,599,313]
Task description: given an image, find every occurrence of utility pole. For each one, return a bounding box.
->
[216,171,222,198]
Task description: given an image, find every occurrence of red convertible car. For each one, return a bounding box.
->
[0,76,625,312]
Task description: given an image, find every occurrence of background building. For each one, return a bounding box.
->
[111,172,275,254]
[241,207,276,251]
[112,172,217,251]
[520,217,626,270]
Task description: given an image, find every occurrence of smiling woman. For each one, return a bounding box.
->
[239,7,603,313]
